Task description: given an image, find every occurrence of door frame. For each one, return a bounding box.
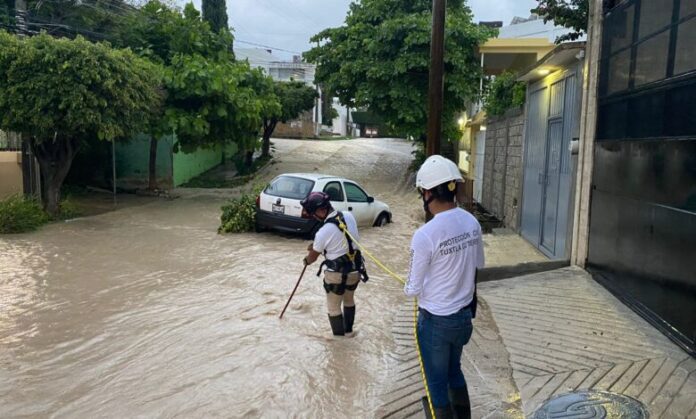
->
[520,66,581,259]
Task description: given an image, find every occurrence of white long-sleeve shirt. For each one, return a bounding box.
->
[313,211,360,261]
[404,207,485,316]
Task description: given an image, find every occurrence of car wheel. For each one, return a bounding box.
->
[254,220,265,233]
[375,213,389,227]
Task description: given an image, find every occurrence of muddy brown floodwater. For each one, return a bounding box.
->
[0,138,426,418]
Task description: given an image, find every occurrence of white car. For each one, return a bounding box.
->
[255,173,392,236]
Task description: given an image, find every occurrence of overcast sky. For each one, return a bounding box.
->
[187,0,540,59]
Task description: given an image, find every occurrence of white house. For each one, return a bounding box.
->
[235,48,322,137]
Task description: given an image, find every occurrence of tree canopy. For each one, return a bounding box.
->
[163,54,268,154]
[202,0,228,34]
[116,1,233,65]
[260,81,317,157]
[0,31,163,214]
[23,0,134,41]
[305,0,494,140]
[0,32,161,144]
[532,0,588,43]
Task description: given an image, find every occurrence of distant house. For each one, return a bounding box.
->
[459,15,577,205]
[235,48,321,138]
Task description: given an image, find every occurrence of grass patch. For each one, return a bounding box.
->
[0,195,50,234]
[56,197,82,220]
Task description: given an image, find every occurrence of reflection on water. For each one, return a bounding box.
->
[0,139,421,418]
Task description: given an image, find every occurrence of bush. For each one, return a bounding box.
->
[483,72,527,117]
[410,138,426,172]
[218,184,265,234]
[57,197,81,220]
[0,195,50,234]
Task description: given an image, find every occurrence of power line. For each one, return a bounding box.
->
[235,39,303,55]
[22,1,311,56]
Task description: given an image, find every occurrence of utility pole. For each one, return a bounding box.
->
[14,0,28,37]
[426,0,446,157]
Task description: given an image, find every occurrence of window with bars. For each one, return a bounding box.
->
[600,0,696,97]
[597,0,696,140]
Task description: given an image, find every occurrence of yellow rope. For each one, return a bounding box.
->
[413,297,436,418]
[337,225,437,419]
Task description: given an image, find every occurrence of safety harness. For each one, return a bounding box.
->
[317,212,369,295]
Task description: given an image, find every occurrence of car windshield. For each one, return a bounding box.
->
[264,176,314,200]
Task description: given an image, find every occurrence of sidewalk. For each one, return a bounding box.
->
[377,267,696,418]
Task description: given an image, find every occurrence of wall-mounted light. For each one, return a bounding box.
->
[480,125,487,131]
[457,117,465,125]
[538,68,551,76]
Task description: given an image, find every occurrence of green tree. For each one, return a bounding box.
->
[115,1,247,189]
[117,1,233,65]
[1,0,14,29]
[24,0,134,41]
[304,0,494,141]
[532,0,588,43]
[483,72,527,117]
[163,55,265,154]
[261,81,317,158]
[243,70,280,162]
[0,32,163,215]
[202,0,228,34]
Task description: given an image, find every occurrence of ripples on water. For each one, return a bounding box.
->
[0,139,419,418]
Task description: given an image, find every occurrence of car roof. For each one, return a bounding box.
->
[279,173,344,182]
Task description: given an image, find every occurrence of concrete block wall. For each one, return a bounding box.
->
[481,107,525,231]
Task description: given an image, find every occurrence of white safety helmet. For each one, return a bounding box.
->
[415,155,463,191]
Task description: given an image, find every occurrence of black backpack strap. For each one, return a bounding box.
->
[319,212,369,288]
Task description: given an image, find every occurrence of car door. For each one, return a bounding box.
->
[322,181,349,212]
[342,181,374,226]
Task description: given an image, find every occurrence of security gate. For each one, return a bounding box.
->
[521,67,580,259]
[588,0,696,355]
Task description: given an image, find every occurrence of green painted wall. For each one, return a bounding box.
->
[116,134,239,189]
[172,142,238,187]
[115,134,174,190]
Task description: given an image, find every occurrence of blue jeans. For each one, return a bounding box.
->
[417,306,473,408]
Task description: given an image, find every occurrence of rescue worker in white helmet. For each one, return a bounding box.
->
[405,155,485,419]
[301,191,368,337]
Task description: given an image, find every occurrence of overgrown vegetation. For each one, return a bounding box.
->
[1,0,284,212]
[0,193,85,233]
[410,139,427,172]
[218,185,265,234]
[0,32,163,216]
[305,0,495,142]
[0,195,50,234]
[483,72,527,117]
[55,197,81,220]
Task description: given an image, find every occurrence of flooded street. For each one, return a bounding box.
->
[1,138,424,418]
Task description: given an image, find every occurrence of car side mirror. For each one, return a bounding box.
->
[367,196,374,203]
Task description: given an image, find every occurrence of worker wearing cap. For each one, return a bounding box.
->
[405,155,485,419]
[301,191,368,337]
